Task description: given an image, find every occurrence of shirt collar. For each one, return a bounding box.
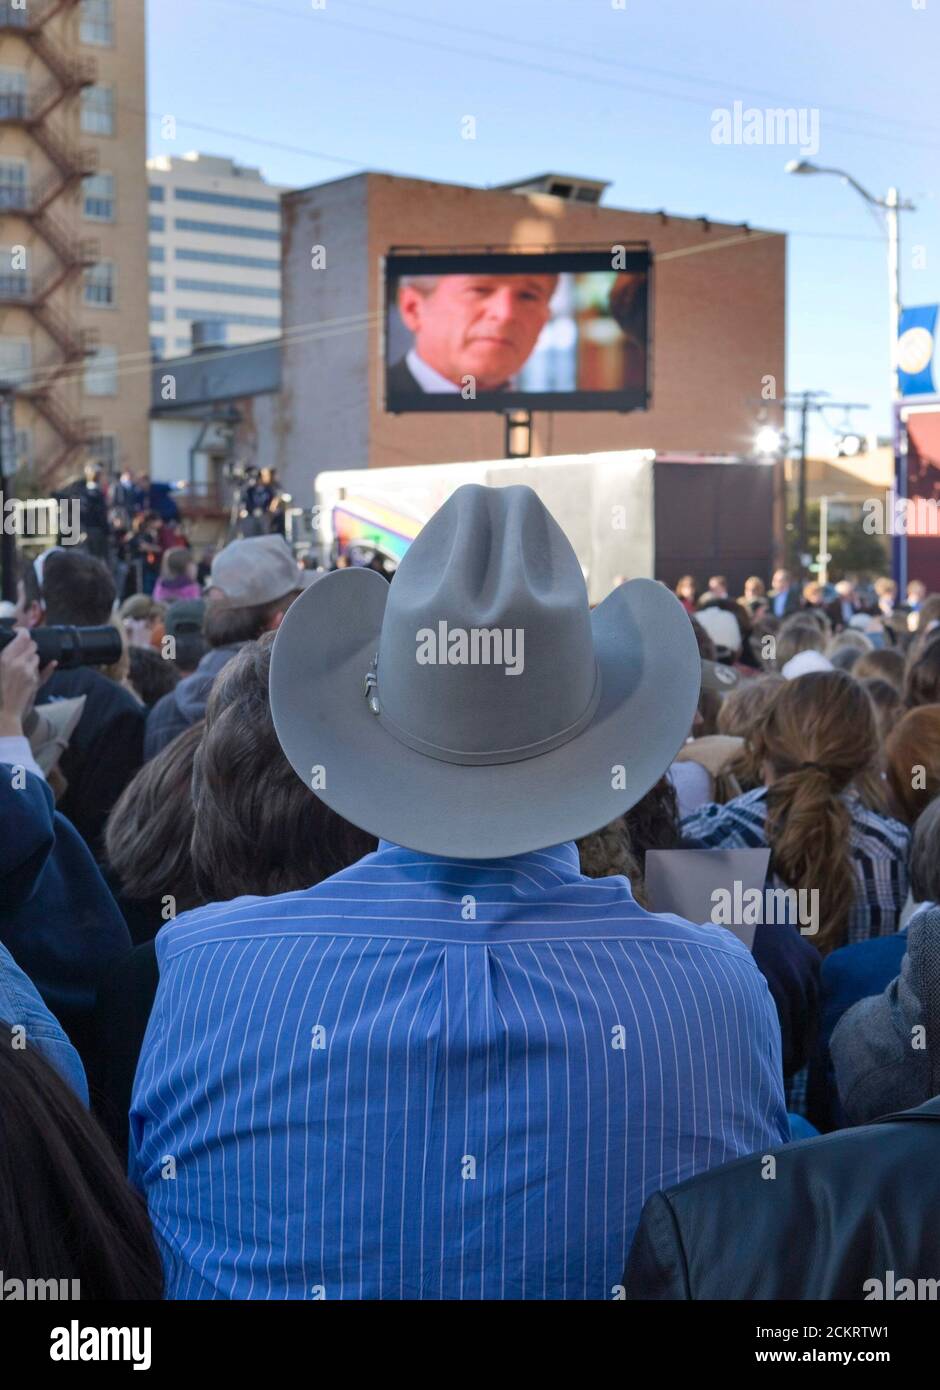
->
[377,839,582,878]
[405,348,461,393]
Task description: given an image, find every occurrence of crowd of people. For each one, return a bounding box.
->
[1,484,939,1301]
[58,461,286,603]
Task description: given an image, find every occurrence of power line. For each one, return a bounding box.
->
[192,0,940,155]
[132,97,917,229]
[15,309,382,393]
[342,0,940,141]
[137,107,366,172]
[17,223,803,398]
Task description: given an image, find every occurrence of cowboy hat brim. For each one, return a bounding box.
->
[269,568,701,859]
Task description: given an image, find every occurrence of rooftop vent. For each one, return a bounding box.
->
[494,173,611,205]
[190,320,228,353]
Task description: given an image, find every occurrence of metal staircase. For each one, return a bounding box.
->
[0,0,99,484]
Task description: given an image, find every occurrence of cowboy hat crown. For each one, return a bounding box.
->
[371,484,599,765]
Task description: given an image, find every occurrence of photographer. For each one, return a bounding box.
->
[17,552,146,861]
[0,630,130,1056]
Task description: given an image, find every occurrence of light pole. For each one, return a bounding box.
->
[785,161,915,400]
[753,393,868,579]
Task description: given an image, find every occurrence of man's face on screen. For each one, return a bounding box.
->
[398,274,556,389]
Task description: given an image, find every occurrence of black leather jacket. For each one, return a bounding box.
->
[624,1098,940,1300]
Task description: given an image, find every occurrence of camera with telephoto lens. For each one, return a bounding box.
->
[0,621,122,670]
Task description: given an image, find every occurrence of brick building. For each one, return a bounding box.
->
[277,170,786,506]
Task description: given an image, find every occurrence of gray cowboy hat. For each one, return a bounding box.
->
[269,483,700,858]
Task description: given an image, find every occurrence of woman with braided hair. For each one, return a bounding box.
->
[682,671,910,955]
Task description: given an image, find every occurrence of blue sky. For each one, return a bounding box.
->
[146,0,940,450]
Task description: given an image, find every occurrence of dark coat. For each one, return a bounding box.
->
[0,768,130,1026]
[387,355,423,399]
[143,643,242,760]
[623,1097,940,1299]
[36,667,145,862]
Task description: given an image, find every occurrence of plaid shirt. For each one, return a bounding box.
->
[681,786,910,946]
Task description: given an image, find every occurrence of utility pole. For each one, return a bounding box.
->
[775,392,869,580]
[798,391,811,569]
[819,494,829,588]
[886,186,901,400]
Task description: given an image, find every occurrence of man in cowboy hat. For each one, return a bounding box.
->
[130,484,787,1300]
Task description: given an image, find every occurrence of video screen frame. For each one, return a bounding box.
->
[383,246,653,414]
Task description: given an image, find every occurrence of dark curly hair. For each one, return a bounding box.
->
[625,773,682,857]
[190,633,377,901]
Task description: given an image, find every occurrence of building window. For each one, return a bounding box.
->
[174,217,280,242]
[149,214,165,232]
[174,278,280,299]
[14,428,32,469]
[0,158,28,211]
[148,185,165,202]
[151,306,166,322]
[84,260,116,307]
[0,67,27,120]
[80,0,114,45]
[175,248,280,271]
[84,345,118,396]
[0,244,29,299]
[0,338,32,387]
[81,84,115,135]
[149,244,165,263]
[150,274,166,293]
[174,188,280,214]
[86,433,118,469]
[150,337,165,358]
[82,172,115,221]
[176,309,280,328]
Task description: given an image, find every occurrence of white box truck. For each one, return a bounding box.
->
[310,449,774,605]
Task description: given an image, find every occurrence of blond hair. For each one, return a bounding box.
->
[716,674,785,790]
[826,629,872,657]
[774,615,826,671]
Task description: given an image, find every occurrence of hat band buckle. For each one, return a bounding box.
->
[363,652,602,768]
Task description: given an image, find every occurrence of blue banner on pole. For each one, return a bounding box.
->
[898,304,938,396]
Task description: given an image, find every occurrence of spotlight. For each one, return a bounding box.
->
[754,426,782,457]
[836,433,863,458]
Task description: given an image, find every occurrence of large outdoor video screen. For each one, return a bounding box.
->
[384,248,651,413]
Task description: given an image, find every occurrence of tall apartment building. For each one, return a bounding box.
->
[146,152,284,359]
[0,0,149,487]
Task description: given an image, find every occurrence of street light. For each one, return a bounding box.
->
[785,159,916,400]
[835,432,864,458]
[754,425,782,457]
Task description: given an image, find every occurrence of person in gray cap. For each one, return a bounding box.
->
[143,534,310,759]
[130,483,787,1300]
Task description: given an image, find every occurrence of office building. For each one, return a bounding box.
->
[146,152,284,359]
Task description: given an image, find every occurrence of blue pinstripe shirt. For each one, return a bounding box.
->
[129,841,788,1300]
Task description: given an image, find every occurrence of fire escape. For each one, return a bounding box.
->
[0,0,100,484]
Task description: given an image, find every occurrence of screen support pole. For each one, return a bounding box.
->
[505,410,532,459]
